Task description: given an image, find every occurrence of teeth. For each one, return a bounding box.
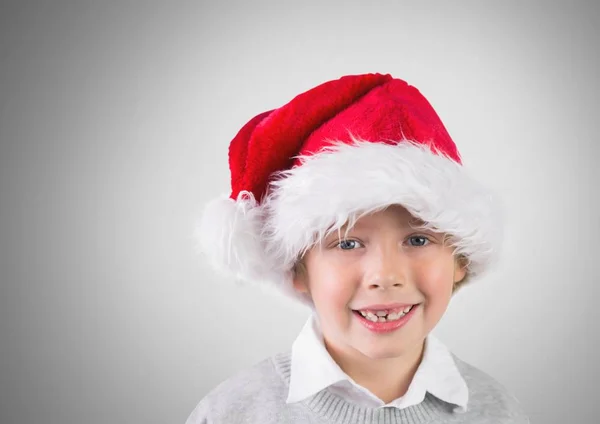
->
[357,305,415,323]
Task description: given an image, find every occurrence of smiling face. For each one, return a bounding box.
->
[292,204,467,361]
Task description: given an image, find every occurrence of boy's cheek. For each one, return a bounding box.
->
[313,272,356,305]
[319,278,353,303]
[413,258,456,285]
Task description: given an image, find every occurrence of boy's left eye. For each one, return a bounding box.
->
[407,236,430,247]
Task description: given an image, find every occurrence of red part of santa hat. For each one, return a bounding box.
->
[197,73,501,305]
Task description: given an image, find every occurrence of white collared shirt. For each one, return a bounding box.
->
[286,314,469,412]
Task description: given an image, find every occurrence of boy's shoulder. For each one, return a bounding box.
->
[185,351,293,424]
[207,351,288,398]
[451,353,530,423]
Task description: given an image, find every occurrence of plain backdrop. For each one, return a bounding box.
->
[1,1,599,423]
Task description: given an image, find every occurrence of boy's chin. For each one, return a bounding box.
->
[355,343,416,361]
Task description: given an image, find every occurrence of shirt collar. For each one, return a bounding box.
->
[286,314,469,412]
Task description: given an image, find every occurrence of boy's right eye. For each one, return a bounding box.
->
[337,239,363,250]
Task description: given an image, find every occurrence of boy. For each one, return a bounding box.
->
[187,73,530,423]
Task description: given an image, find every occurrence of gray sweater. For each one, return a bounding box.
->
[185,351,530,424]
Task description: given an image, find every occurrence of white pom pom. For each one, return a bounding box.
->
[194,191,274,283]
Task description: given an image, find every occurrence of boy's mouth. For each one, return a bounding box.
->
[352,304,417,323]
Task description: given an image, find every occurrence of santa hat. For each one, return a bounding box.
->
[196,73,501,306]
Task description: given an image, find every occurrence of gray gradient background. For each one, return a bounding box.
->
[0,1,598,423]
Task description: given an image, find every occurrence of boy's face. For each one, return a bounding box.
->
[292,205,467,361]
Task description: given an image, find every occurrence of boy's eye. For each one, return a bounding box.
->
[337,240,362,250]
[407,236,430,247]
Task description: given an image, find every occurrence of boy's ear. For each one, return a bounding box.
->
[453,256,468,284]
[293,276,308,293]
[292,263,310,294]
[292,278,309,294]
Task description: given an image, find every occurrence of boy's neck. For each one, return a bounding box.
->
[323,338,425,404]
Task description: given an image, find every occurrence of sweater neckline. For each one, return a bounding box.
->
[271,351,456,424]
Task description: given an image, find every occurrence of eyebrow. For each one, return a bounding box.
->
[331,217,430,236]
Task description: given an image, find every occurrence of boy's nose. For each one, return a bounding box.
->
[364,249,409,290]
[366,273,404,290]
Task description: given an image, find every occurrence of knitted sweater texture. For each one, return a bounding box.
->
[185,351,529,424]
